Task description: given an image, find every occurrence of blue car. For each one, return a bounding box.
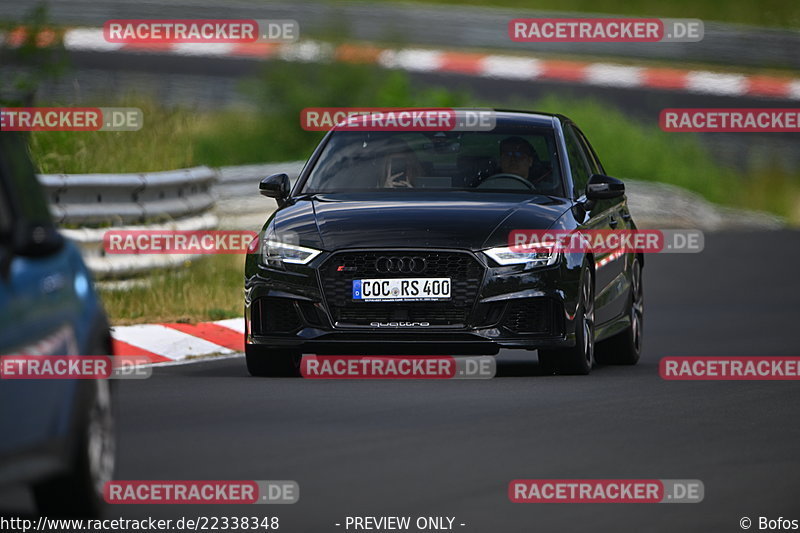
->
[0,132,114,517]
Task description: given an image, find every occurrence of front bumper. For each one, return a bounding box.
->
[245,248,582,356]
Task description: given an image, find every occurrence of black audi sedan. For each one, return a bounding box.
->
[244,110,643,376]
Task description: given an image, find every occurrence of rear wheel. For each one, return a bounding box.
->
[246,345,302,377]
[596,257,643,365]
[538,269,594,375]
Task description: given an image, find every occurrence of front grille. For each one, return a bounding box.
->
[320,250,485,327]
[501,298,557,334]
[297,301,324,327]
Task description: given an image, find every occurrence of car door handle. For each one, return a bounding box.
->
[608,217,619,228]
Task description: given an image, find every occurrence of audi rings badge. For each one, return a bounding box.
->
[374,256,427,274]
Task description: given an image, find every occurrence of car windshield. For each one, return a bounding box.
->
[300,127,565,197]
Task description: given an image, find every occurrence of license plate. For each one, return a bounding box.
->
[352,278,451,301]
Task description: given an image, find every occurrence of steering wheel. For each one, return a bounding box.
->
[477,173,535,190]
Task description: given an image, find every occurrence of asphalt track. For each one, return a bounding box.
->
[2,5,799,530]
[4,230,800,531]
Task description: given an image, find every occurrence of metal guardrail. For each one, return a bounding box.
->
[37,163,303,280]
[61,213,219,279]
[39,166,217,226]
[39,166,218,279]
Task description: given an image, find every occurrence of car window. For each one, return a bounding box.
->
[302,127,567,197]
[573,126,604,176]
[563,125,591,198]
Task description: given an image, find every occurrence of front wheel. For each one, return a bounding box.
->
[245,345,302,377]
[596,257,643,365]
[539,269,595,375]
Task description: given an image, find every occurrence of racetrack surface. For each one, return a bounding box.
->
[4,230,799,531]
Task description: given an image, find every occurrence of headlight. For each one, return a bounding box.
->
[483,243,559,267]
[262,240,321,267]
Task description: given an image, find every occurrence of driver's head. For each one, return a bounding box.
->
[499,137,536,179]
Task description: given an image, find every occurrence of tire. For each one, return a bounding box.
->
[596,257,643,365]
[33,379,115,518]
[538,268,595,375]
[245,345,302,377]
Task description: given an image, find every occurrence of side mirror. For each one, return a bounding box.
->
[586,174,625,200]
[12,223,65,257]
[259,173,291,206]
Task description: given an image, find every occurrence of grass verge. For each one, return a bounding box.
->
[99,255,243,325]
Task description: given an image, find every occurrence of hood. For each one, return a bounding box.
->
[273,191,572,251]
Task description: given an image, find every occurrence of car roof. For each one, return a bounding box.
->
[489,109,565,127]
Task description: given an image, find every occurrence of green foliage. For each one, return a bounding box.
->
[30,99,197,173]
[193,61,471,165]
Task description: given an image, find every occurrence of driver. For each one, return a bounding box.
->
[498,136,550,185]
